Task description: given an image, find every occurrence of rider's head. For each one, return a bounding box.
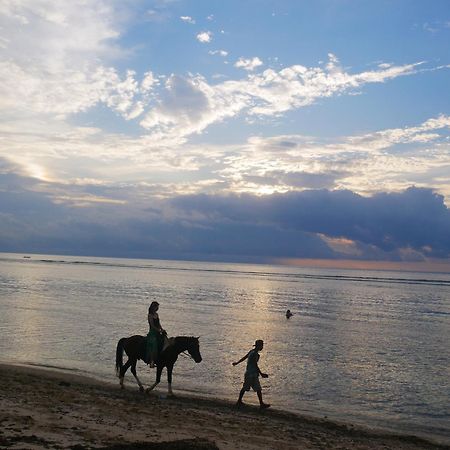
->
[149,301,159,314]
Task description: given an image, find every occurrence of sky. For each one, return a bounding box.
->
[0,0,450,270]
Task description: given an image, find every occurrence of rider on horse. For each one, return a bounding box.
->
[147,301,166,367]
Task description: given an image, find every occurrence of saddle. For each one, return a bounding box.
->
[144,334,175,362]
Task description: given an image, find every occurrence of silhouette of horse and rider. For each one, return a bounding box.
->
[116,301,202,395]
[115,334,202,395]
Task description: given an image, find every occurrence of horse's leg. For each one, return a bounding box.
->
[146,364,163,393]
[119,359,132,389]
[167,363,174,396]
[130,359,144,392]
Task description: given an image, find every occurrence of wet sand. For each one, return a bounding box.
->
[0,363,448,450]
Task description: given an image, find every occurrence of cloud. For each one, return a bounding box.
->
[1,4,449,216]
[235,57,263,71]
[213,115,450,199]
[422,20,450,33]
[196,31,212,43]
[180,15,195,24]
[170,187,450,260]
[1,4,445,149]
[209,50,228,57]
[0,1,123,66]
[144,0,180,23]
[0,0,145,120]
[1,163,449,262]
[242,170,348,190]
[1,110,449,207]
[137,55,430,143]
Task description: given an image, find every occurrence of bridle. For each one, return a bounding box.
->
[180,351,194,360]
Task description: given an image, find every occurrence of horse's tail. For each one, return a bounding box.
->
[115,337,126,376]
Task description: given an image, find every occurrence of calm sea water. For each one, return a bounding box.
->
[0,252,449,442]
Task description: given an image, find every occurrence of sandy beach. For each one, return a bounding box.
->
[0,363,448,450]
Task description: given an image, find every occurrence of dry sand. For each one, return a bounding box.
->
[0,363,448,450]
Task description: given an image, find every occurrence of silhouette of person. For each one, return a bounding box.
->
[286,309,293,319]
[232,339,270,409]
[147,301,166,367]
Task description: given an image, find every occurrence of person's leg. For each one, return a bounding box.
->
[237,386,246,404]
[149,349,156,368]
[256,389,264,405]
[147,332,157,367]
[257,389,270,409]
[237,376,250,406]
[146,334,152,365]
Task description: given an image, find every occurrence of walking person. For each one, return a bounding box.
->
[232,339,270,409]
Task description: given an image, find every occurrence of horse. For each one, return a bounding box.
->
[115,335,202,395]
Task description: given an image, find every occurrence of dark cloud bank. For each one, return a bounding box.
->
[0,170,449,263]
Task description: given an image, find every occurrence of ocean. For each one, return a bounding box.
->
[0,252,449,443]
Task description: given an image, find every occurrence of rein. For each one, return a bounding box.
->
[180,350,194,360]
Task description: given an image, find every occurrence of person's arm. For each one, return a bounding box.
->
[148,313,163,332]
[256,361,269,378]
[232,351,250,366]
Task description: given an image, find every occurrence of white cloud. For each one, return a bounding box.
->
[423,21,439,33]
[180,15,195,24]
[0,0,134,119]
[0,8,440,149]
[196,31,212,43]
[0,61,148,119]
[235,57,263,71]
[209,50,228,57]
[138,55,428,144]
[335,115,450,152]
[141,71,159,93]
[215,115,450,198]
[1,5,449,203]
[1,110,449,204]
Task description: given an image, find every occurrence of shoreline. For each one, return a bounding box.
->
[1,363,449,449]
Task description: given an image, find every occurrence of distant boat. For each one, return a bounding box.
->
[23,256,31,259]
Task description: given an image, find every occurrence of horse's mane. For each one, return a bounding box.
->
[174,335,198,342]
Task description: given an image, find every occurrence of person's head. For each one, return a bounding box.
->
[286,309,291,313]
[149,301,159,314]
[254,339,264,351]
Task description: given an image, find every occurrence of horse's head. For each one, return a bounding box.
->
[187,337,202,363]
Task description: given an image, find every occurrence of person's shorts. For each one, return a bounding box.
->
[242,374,261,392]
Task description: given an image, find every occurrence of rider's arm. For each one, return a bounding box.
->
[148,313,162,332]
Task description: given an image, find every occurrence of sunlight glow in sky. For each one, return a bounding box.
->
[0,0,449,267]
